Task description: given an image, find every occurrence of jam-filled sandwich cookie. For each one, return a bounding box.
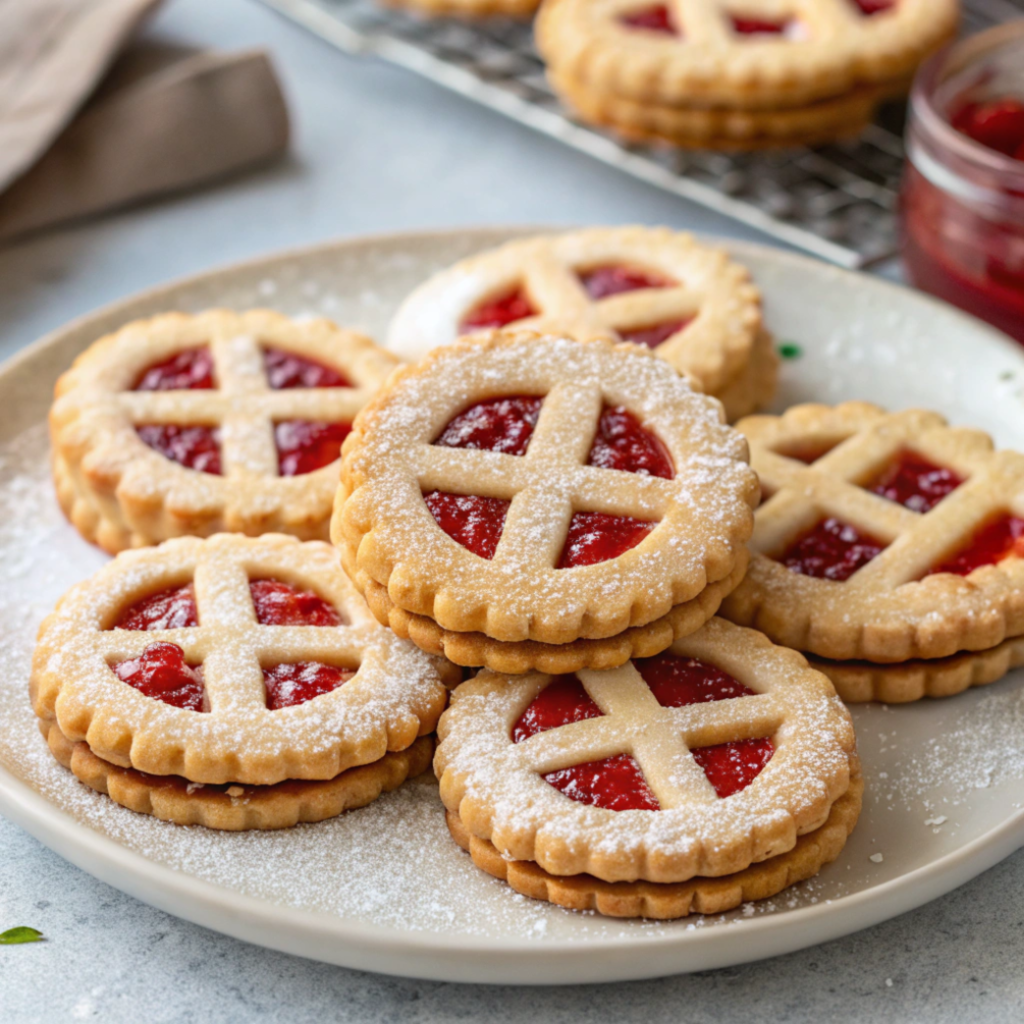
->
[50,309,399,554]
[436,617,861,919]
[334,330,759,673]
[387,227,775,421]
[31,533,456,830]
[535,0,958,149]
[722,402,1024,703]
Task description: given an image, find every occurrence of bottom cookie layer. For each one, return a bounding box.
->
[352,549,749,674]
[714,329,779,424]
[809,634,1024,704]
[42,719,434,831]
[445,773,863,919]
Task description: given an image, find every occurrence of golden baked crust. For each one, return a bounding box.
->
[350,547,748,672]
[809,635,1024,705]
[380,0,538,16]
[716,329,779,423]
[335,330,759,645]
[435,617,857,883]
[446,769,862,918]
[535,0,958,110]
[50,309,398,553]
[386,227,763,398]
[42,719,435,831]
[722,402,1024,662]
[31,533,455,785]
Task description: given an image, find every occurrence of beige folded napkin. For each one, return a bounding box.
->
[0,0,290,242]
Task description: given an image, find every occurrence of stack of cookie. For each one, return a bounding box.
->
[387,226,778,422]
[722,402,1024,703]
[333,329,760,674]
[535,0,959,149]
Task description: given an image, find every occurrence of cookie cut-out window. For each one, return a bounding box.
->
[778,517,888,582]
[262,346,350,389]
[862,449,964,514]
[111,642,206,712]
[111,584,198,631]
[459,286,537,332]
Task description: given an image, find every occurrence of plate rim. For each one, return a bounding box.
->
[3,225,1024,984]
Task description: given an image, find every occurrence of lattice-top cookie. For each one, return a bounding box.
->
[387,227,763,399]
[535,0,958,109]
[50,310,399,553]
[31,534,454,786]
[722,402,1024,662]
[435,617,856,883]
[334,330,759,646]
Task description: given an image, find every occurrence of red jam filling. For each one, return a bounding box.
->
[780,518,886,582]
[587,405,673,479]
[512,676,659,811]
[851,0,894,13]
[136,425,222,475]
[424,491,509,560]
[577,265,675,300]
[459,287,537,332]
[433,395,543,456]
[250,579,342,626]
[929,514,1024,576]
[113,641,204,712]
[619,5,678,34]
[275,420,352,476]
[133,347,215,391]
[263,346,350,389]
[114,584,198,630]
[636,653,774,798]
[263,662,354,710]
[866,450,964,513]
[618,319,692,349]
[731,16,788,34]
[951,98,1024,160]
[557,512,654,568]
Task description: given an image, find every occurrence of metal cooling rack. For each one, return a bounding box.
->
[260,0,1024,267]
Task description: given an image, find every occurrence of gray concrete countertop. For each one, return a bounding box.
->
[0,1,1021,1020]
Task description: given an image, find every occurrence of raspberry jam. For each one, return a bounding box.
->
[851,0,894,13]
[114,584,198,630]
[136,425,221,475]
[930,514,1024,576]
[558,512,654,568]
[250,579,342,626]
[424,492,509,560]
[731,16,788,35]
[113,642,205,712]
[587,405,673,479]
[780,518,887,581]
[619,5,678,34]
[512,660,773,809]
[275,420,352,476]
[866,450,964,513]
[512,676,659,811]
[434,395,543,456]
[459,287,537,332]
[577,265,674,300]
[133,347,215,391]
[263,346,350,389]
[263,662,354,710]
[618,319,692,349]
[901,23,1024,343]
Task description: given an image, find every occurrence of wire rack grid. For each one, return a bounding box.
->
[259,0,1024,268]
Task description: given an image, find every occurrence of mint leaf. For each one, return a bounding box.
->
[778,342,803,360]
[0,926,44,945]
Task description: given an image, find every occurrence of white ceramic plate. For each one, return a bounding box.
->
[2,228,1024,985]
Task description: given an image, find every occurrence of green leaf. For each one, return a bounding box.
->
[0,926,44,945]
[778,342,803,360]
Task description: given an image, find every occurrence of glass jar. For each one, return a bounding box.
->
[901,21,1024,343]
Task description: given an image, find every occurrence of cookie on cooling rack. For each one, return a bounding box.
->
[50,309,399,553]
[722,402,1024,703]
[31,533,457,830]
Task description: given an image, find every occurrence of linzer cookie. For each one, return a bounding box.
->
[535,0,958,150]
[387,227,774,419]
[435,617,860,917]
[722,402,1024,702]
[333,330,759,672]
[31,533,455,829]
[50,309,399,553]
